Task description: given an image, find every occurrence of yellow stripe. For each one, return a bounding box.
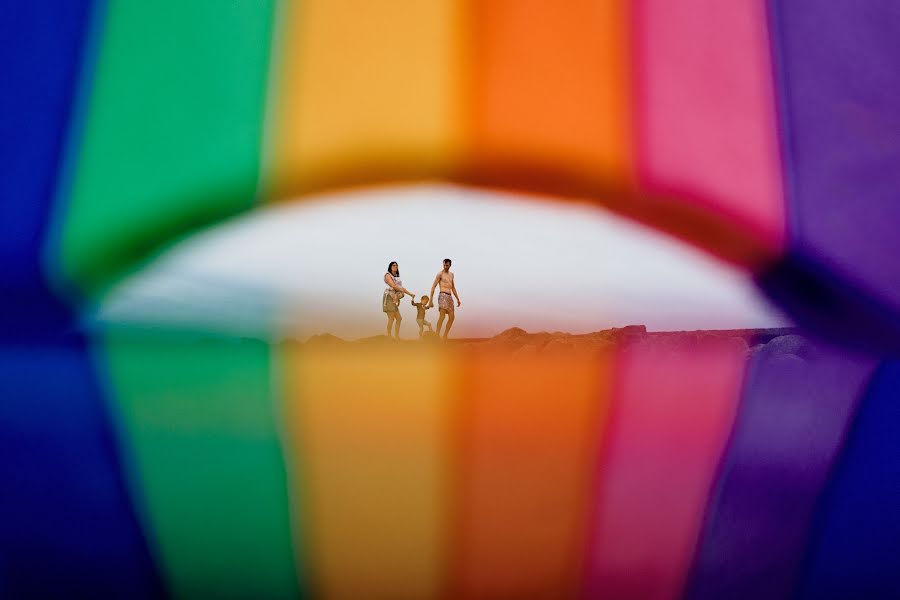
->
[266,0,464,198]
[279,344,455,599]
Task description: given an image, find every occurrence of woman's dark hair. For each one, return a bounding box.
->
[387,261,399,277]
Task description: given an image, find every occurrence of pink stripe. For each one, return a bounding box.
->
[634,0,785,251]
[584,341,745,599]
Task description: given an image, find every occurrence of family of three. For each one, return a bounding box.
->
[383,258,461,340]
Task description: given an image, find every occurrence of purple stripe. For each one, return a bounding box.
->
[685,336,875,599]
[766,2,900,312]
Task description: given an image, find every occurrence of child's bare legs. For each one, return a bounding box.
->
[418,320,433,339]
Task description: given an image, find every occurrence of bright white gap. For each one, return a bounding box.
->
[96,185,789,340]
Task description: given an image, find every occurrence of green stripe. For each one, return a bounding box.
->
[101,331,300,598]
[59,1,276,295]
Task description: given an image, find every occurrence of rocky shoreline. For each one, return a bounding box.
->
[304,325,801,357]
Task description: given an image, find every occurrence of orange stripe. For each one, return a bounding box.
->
[464,0,633,194]
[451,349,614,598]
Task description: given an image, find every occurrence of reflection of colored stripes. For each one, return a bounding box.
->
[585,342,745,599]
[90,332,895,598]
[453,351,613,597]
[687,341,875,599]
[280,344,456,598]
[798,360,900,599]
[30,332,885,597]
[102,332,300,597]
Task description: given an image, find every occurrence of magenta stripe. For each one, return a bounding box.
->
[584,342,745,599]
[634,0,785,251]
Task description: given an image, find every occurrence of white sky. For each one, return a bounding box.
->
[96,185,789,339]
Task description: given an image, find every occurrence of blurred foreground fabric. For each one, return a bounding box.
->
[1,1,899,597]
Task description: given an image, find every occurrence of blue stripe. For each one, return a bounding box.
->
[0,1,163,595]
[798,360,900,599]
[686,336,875,599]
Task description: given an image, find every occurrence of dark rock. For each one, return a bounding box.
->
[764,334,809,357]
[495,327,528,341]
[305,333,346,346]
[611,325,648,337]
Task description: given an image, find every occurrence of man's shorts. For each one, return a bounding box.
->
[438,292,454,315]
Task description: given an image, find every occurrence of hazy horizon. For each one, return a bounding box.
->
[96,185,790,340]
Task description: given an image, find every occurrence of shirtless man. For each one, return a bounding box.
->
[429,258,461,340]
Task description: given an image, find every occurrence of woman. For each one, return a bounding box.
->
[384,261,416,340]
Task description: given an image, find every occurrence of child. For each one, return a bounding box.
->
[411,295,434,338]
